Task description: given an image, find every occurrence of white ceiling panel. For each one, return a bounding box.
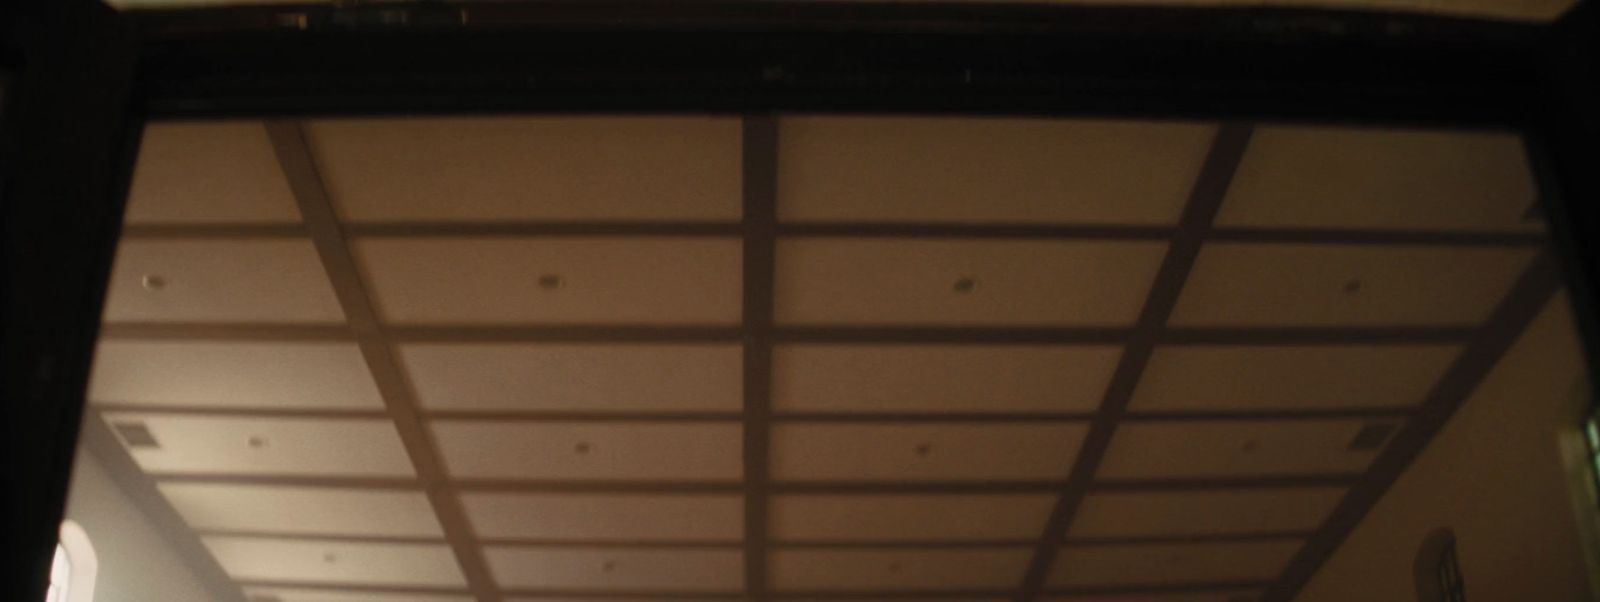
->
[1069,487,1346,538]
[1098,420,1390,479]
[433,421,741,480]
[1043,591,1262,602]
[401,343,742,412]
[485,546,743,590]
[355,237,741,324]
[104,413,414,477]
[244,587,473,602]
[89,341,381,410]
[772,423,1087,481]
[125,121,301,224]
[773,345,1120,414]
[1048,540,1301,586]
[103,239,342,323]
[1219,126,1538,232]
[778,117,1214,224]
[771,494,1055,541]
[770,548,1031,590]
[205,536,465,587]
[462,493,743,541]
[1170,243,1535,326]
[1130,345,1460,411]
[159,483,442,537]
[776,240,1166,326]
[307,116,741,222]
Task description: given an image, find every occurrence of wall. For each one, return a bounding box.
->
[1295,295,1599,602]
[63,450,218,602]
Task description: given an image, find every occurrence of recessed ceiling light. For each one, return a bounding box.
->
[141,274,167,291]
[952,276,978,294]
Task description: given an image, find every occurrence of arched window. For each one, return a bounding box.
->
[1414,528,1464,602]
[48,521,97,602]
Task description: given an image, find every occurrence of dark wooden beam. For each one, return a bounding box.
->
[348,221,740,238]
[1017,123,1254,601]
[742,115,780,602]
[265,120,502,602]
[95,406,1408,423]
[95,321,1479,346]
[98,322,353,341]
[143,473,1359,495]
[120,223,308,239]
[117,219,1548,247]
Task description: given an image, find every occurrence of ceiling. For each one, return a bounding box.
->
[85,115,1555,602]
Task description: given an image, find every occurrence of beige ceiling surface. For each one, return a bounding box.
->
[401,343,744,412]
[773,344,1123,413]
[92,115,1549,602]
[776,239,1167,325]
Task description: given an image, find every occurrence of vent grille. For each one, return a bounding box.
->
[1348,422,1399,451]
[111,421,160,449]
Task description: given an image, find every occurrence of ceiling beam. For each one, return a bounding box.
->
[742,115,780,602]
[140,473,1361,494]
[265,120,502,602]
[117,219,1549,247]
[1261,249,1563,602]
[121,223,308,239]
[90,406,1411,423]
[1016,123,1255,601]
[97,322,1480,345]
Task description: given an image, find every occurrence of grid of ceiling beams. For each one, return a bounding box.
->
[85,115,1557,602]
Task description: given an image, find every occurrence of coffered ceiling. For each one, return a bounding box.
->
[83,114,1558,602]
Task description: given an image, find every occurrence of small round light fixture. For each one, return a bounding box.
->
[141,274,167,291]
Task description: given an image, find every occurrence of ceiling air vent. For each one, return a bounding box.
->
[111,421,160,449]
[1348,422,1399,451]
